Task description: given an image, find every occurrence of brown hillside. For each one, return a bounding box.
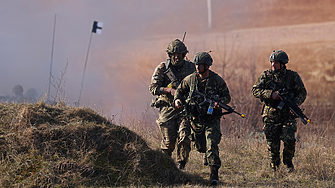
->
[0,102,190,187]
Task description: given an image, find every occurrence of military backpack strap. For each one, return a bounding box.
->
[164,59,180,88]
[164,59,169,70]
[187,73,197,101]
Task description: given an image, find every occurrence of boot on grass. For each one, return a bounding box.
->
[210,165,219,186]
[177,161,186,170]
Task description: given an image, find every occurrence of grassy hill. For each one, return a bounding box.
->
[0,102,190,187]
[0,101,334,187]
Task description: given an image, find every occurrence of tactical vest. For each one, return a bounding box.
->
[186,71,222,118]
[262,69,294,107]
[151,59,195,108]
[264,69,294,90]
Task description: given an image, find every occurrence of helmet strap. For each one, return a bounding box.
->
[273,63,286,72]
[280,63,286,70]
[198,64,209,74]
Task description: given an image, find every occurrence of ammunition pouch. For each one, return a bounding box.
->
[186,101,222,119]
[150,95,171,108]
[185,102,200,117]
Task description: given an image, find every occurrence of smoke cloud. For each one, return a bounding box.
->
[1,0,333,117]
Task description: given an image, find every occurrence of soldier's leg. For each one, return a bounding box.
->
[281,119,297,172]
[263,122,282,171]
[159,118,179,156]
[204,118,221,185]
[176,118,191,169]
[205,119,221,166]
[189,119,207,153]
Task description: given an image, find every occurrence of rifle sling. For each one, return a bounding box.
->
[164,59,179,87]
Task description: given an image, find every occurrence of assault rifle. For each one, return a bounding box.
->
[192,90,245,118]
[276,88,311,125]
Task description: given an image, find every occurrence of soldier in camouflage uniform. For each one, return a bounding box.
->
[149,39,195,169]
[252,50,307,173]
[174,52,231,185]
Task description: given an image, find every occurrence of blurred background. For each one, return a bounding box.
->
[0,0,334,121]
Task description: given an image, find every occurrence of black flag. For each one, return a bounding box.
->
[92,21,103,34]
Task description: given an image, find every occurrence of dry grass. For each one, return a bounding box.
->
[1,1,335,187]
[1,101,332,187]
[0,102,190,187]
[122,104,334,187]
[118,28,335,186]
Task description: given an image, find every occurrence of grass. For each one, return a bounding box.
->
[0,95,334,187]
[1,2,335,186]
[0,102,190,187]
[121,102,335,187]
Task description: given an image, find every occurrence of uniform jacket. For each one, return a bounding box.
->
[174,70,231,118]
[149,59,195,124]
[252,68,307,121]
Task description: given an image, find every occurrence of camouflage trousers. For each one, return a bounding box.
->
[158,116,191,163]
[263,117,297,169]
[189,117,222,167]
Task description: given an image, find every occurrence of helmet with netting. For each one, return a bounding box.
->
[269,50,289,64]
[193,52,213,66]
[166,39,188,54]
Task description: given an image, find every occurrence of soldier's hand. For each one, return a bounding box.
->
[214,102,220,109]
[170,88,176,96]
[163,88,176,96]
[271,91,280,100]
[175,99,183,108]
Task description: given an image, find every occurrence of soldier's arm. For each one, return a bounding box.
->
[216,77,231,104]
[252,72,273,100]
[291,72,307,105]
[149,63,166,96]
[174,79,190,104]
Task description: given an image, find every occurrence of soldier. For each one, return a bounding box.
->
[149,39,195,169]
[174,52,231,185]
[252,50,307,173]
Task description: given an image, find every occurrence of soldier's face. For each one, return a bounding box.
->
[271,61,281,71]
[171,53,183,65]
[196,64,205,73]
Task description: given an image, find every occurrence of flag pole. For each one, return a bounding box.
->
[207,0,212,28]
[47,14,57,103]
[76,31,93,107]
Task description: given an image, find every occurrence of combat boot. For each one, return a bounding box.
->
[285,161,294,173]
[210,165,219,186]
[177,161,186,170]
[270,163,278,176]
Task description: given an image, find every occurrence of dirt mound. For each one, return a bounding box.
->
[0,102,187,187]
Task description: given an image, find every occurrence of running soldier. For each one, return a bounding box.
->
[252,50,307,173]
[149,39,195,169]
[174,52,231,185]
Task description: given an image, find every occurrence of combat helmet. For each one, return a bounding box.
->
[166,39,188,54]
[193,52,213,66]
[269,50,289,64]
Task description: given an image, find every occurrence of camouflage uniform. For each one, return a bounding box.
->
[149,39,195,164]
[252,57,307,171]
[174,70,231,167]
